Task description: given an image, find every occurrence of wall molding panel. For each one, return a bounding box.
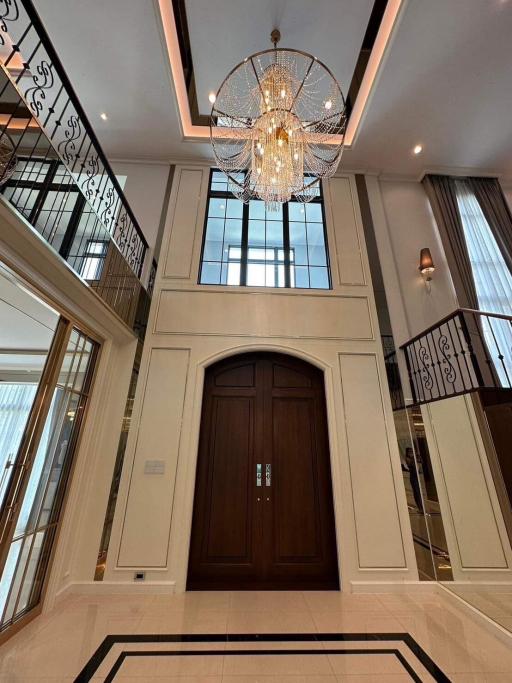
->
[163,167,205,279]
[338,353,407,569]
[105,165,418,589]
[424,396,512,578]
[117,347,190,568]
[155,289,374,341]
[326,176,367,287]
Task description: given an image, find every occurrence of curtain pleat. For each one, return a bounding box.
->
[423,174,479,308]
[454,179,512,386]
[468,177,512,275]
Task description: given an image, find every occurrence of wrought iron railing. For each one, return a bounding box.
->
[0,0,148,278]
[401,309,512,406]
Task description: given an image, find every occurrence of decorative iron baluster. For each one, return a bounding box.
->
[0,0,19,46]
[24,59,54,115]
[484,313,511,387]
[437,328,457,386]
[0,0,148,277]
[58,114,82,163]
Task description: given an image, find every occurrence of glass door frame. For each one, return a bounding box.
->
[0,316,99,642]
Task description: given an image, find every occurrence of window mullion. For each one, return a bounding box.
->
[283,202,291,288]
[28,160,59,225]
[58,193,86,260]
[240,201,249,286]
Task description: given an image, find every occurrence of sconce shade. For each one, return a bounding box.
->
[419,247,435,275]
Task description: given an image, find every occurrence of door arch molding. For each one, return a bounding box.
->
[170,342,345,593]
[187,350,340,590]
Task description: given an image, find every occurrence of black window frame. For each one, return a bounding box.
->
[1,158,87,260]
[199,168,332,290]
[79,238,109,282]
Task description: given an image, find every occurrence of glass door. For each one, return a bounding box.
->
[0,317,98,634]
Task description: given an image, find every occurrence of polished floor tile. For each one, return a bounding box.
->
[0,589,511,682]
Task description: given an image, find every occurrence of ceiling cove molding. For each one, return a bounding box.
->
[110,157,175,167]
[153,0,408,149]
[106,156,511,186]
[374,166,509,184]
[416,167,506,183]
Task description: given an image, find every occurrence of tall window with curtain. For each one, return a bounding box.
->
[454,179,512,385]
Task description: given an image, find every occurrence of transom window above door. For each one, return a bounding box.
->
[199,170,331,289]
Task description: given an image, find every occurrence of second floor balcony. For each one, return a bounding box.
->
[0,0,153,334]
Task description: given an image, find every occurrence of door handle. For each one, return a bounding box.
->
[256,463,262,487]
[265,464,271,487]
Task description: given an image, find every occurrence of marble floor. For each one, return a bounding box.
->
[442,583,512,634]
[1,589,512,682]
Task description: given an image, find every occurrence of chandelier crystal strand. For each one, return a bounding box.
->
[211,31,346,210]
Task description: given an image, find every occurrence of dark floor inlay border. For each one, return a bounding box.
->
[74,632,451,683]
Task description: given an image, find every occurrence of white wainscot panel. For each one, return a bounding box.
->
[339,353,406,568]
[164,168,203,279]
[329,177,366,286]
[427,397,508,569]
[118,348,190,567]
[155,289,373,341]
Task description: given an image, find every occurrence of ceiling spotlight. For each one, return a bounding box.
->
[100,112,108,121]
[324,99,332,110]
[208,92,216,104]
[413,144,423,155]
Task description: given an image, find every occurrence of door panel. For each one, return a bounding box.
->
[272,397,320,561]
[188,359,262,586]
[206,396,253,561]
[187,353,338,590]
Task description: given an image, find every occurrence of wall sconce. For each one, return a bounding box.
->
[419,247,435,292]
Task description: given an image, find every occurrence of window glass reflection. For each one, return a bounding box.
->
[200,172,330,289]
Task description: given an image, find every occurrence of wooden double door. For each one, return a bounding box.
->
[187,352,339,590]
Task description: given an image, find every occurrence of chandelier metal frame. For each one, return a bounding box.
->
[210,30,347,209]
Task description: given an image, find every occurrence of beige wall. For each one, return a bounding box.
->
[112,161,171,251]
[366,176,512,582]
[0,202,138,608]
[105,166,418,591]
[369,177,458,342]
[425,395,512,581]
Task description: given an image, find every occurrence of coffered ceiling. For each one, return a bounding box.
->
[34,0,512,177]
[184,0,374,117]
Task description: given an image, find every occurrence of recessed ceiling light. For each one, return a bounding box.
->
[208,92,216,104]
[100,112,108,121]
[324,99,332,110]
[413,144,423,155]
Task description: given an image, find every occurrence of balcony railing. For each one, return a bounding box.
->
[0,0,150,330]
[401,309,512,406]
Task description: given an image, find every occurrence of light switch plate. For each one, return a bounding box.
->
[144,459,165,475]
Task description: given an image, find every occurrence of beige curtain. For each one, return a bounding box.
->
[468,177,512,275]
[422,174,478,309]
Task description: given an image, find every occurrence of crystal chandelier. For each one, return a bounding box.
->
[210,29,346,210]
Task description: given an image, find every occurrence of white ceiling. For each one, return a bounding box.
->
[0,266,58,353]
[185,0,374,116]
[34,0,211,160]
[35,0,512,176]
[344,0,512,177]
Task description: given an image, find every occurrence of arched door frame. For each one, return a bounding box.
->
[171,342,346,592]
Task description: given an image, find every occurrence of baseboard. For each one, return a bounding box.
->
[437,583,512,647]
[442,581,512,592]
[350,580,437,593]
[55,580,176,601]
